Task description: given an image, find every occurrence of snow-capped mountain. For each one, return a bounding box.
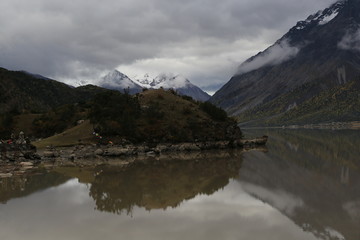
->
[98,70,210,101]
[98,70,143,94]
[151,73,191,89]
[292,0,345,30]
[134,73,155,87]
[135,73,211,102]
[211,0,360,125]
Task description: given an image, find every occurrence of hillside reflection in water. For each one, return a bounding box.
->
[0,129,359,240]
[89,154,243,215]
[241,129,360,240]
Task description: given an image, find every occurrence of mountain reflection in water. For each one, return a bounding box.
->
[241,129,360,240]
[0,129,359,240]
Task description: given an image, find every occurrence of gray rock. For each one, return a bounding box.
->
[105,147,132,156]
[43,151,55,158]
[95,149,104,155]
[178,143,201,151]
[0,173,13,178]
[20,162,34,166]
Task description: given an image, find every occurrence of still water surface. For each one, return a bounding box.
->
[0,129,359,240]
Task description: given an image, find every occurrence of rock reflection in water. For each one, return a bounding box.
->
[89,152,243,215]
[241,129,360,240]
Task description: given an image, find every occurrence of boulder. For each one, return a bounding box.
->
[178,143,201,151]
[0,173,13,178]
[43,151,55,158]
[20,162,33,166]
[94,149,104,155]
[105,147,132,156]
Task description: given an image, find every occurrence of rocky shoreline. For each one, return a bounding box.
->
[0,137,268,177]
[39,136,268,160]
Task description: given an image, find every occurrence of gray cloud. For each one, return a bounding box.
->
[236,39,300,74]
[240,181,304,216]
[338,27,360,51]
[0,0,337,89]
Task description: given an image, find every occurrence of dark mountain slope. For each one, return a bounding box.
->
[0,67,107,114]
[210,0,360,125]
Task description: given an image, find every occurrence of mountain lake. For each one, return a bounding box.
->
[0,129,359,240]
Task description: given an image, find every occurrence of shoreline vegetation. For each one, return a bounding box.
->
[0,87,268,175]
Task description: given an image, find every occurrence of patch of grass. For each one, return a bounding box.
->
[33,120,95,149]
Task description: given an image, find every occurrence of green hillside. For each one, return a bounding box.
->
[1,67,241,145]
[86,88,241,145]
[0,67,108,136]
[237,80,360,126]
[8,88,241,147]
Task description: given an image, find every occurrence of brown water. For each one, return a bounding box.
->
[0,129,359,240]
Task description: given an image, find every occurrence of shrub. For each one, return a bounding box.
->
[182,106,192,115]
[31,104,78,138]
[144,103,164,121]
[89,91,141,139]
[181,95,194,102]
[200,102,227,121]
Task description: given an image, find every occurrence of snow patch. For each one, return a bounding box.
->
[292,1,344,31]
[101,70,139,88]
[156,73,191,89]
[318,10,339,25]
[134,73,156,87]
[134,73,210,101]
[134,73,191,89]
[296,26,305,30]
[324,227,345,240]
[99,70,210,101]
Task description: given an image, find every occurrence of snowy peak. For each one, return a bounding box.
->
[98,70,142,94]
[153,73,210,101]
[236,0,351,75]
[134,73,210,101]
[154,73,191,89]
[210,0,360,122]
[97,70,210,101]
[102,70,133,85]
[134,73,192,89]
[306,0,344,25]
[134,73,155,87]
[290,0,346,33]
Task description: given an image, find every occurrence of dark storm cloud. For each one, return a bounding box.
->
[0,0,337,87]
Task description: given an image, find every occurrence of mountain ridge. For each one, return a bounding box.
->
[0,67,108,114]
[210,0,360,125]
[98,70,143,94]
[98,70,211,101]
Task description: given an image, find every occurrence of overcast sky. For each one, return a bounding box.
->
[0,0,336,91]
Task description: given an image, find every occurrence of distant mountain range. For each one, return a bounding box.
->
[98,70,210,102]
[210,0,360,126]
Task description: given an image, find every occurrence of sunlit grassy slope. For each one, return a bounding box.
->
[33,120,94,149]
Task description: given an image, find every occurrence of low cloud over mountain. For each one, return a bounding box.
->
[236,39,300,75]
[338,27,360,51]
